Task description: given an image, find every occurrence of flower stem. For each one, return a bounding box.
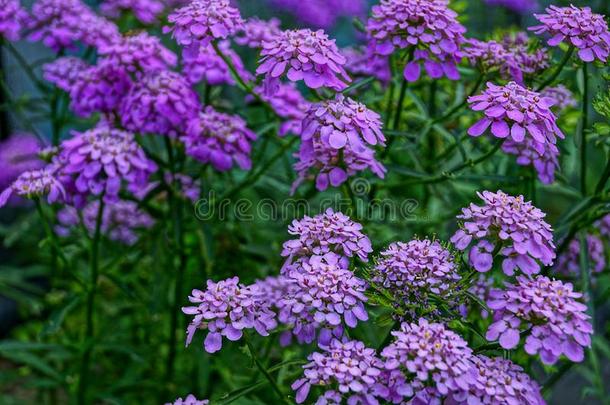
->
[243,334,289,404]
[535,46,574,92]
[579,63,589,195]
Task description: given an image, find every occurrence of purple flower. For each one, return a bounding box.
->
[486,275,593,364]
[56,200,154,245]
[43,57,89,92]
[120,71,200,137]
[100,0,165,25]
[541,85,577,112]
[69,62,132,118]
[134,173,201,203]
[270,0,366,29]
[56,127,156,207]
[183,107,256,171]
[343,46,392,85]
[554,234,605,277]
[254,83,311,136]
[164,0,243,57]
[278,253,369,344]
[292,338,384,404]
[0,134,44,192]
[372,239,461,305]
[502,136,560,184]
[182,276,277,353]
[462,39,522,82]
[502,32,550,81]
[366,0,466,82]
[256,28,350,96]
[0,167,65,207]
[451,190,556,275]
[182,40,252,86]
[379,319,475,403]
[485,0,537,14]
[0,0,30,41]
[461,274,494,319]
[165,394,209,405]
[98,32,177,75]
[530,5,610,63]
[463,355,545,404]
[467,82,563,149]
[282,208,373,264]
[235,17,281,49]
[597,214,610,238]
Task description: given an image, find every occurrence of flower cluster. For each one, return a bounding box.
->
[235,17,281,49]
[502,32,550,81]
[371,239,461,307]
[165,394,209,405]
[366,0,466,82]
[182,40,252,86]
[461,274,494,318]
[0,134,44,191]
[120,71,200,136]
[468,82,563,148]
[56,200,154,245]
[343,47,391,85]
[256,29,350,95]
[554,234,606,276]
[530,5,610,63]
[100,0,165,25]
[270,0,366,29]
[0,168,65,207]
[451,190,556,275]
[182,277,277,353]
[281,208,373,264]
[183,107,256,171]
[255,83,311,136]
[0,0,30,41]
[379,319,475,403]
[541,85,577,111]
[56,127,156,206]
[98,32,177,74]
[486,275,593,364]
[502,136,560,184]
[43,57,89,92]
[292,338,384,404]
[164,0,243,56]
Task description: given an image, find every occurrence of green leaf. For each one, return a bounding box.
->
[0,351,63,382]
[40,295,81,337]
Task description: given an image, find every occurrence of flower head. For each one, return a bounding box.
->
[183,107,256,171]
[486,275,593,364]
[235,17,281,48]
[120,71,200,136]
[255,83,311,136]
[256,28,350,96]
[530,5,610,63]
[502,32,550,80]
[282,208,372,263]
[98,32,177,74]
[502,136,560,184]
[451,190,556,275]
[271,0,366,29]
[366,0,466,82]
[292,339,384,404]
[0,0,30,41]
[165,394,209,405]
[182,40,252,86]
[554,234,605,276]
[541,85,577,111]
[182,276,277,353]
[467,82,563,149]
[343,46,392,85]
[43,57,89,92]
[0,134,44,191]
[57,127,156,206]
[485,0,537,14]
[0,167,65,207]
[100,0,165,24]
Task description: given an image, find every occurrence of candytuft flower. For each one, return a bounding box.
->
[165,394,209,405]
[183,107,256,171]
[451,190,556,275]
[182,276,277,353]
[235,17,281,49]
[554,234,605,276]
[502,136,560,184]
[0,167,65,207]
[486,275,593,364]
[43,57,89,92]
[530,5,610,63]
[256,28,350,96]
[254,83,311,136]
[98,32,177,74]
[343,46,391,85]
[100,0,165,25]
[541,85,577,111]
[0,0,30,41]
[0,134,44,191]
[366,0,466,82]
[182,40,252,86]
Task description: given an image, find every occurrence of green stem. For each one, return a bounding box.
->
[579,64,589,195]
[594,150,610,194]
[77,198,105,405]
[34,199,69,270]
[535,46,574,91]
[243,334,289,404]
[432,74,484,125]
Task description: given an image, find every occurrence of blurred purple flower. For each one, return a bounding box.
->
[0,134,44,192]
[343,46,392,85]
[165,394,209,405]
[554,234,605,276]
[485,0,537,14]
[0,0,30,41]
[235,17,281,49]
[100,0,164,24]
[43,57,89,92]
[502,136,560,184]
[486,275,592,364]
[254,83,311,136]
[502,32,549,81]
[271,0,366,29]
[182,40,252,86]
[451,190,556,275]
[541,85,577,112]
[98,32,177,75]
[0,167,65,207]
[366,0,466,82]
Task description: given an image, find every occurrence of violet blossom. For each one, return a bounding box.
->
[541,85,577,111]
[235,17,281,49]
[485,0,538,14]
[0,134,44,191]
[182,40,252,86]
[165,394,209,405]
[502,136,560,184]
[98,32,177,75]
[0,167,65,207]
[254,83,311,136]
[554,234,605,277]
[0,0,30,41]
[270,0,366,29]
[343,47,392,85]
[43,57,89,92]
[100,0,165,25]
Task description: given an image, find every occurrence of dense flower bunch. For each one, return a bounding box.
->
[281,208,373,264]
[462,274,494,318]
[183,107,256,171]
[451,190,556,275]
[502,32,549,80]
[343,47,391,85]
[182,40,251,86]
[98,32,177,74]
[292,338,384,404]
[164,0,243,56]
[486,275,593,364]
[256,28,350,95]
[255,83,311,136]
[0,134,43,191]
[464,355,545,404]
[530,5,610,63]
[541,85,577,111]
[120,71,200,136]
[166,394,209,405]
[56,200,154,245]
[42,57,89,92]
[182,277,277,353]
[366,0,466,82]
[0,168,65,207]
[554,234,605,276]
[270,0,365,29]
[371,239,461,306]
[235,17,281,48]
[485,0,538,13]
[462,39,519,81]
[100,0,165,24]
[379,319,475,402]
[502,136,560,184]
[69,62,132,118]
[468,82,563,148]
[56,128,156,206]
[0,0,30,41]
